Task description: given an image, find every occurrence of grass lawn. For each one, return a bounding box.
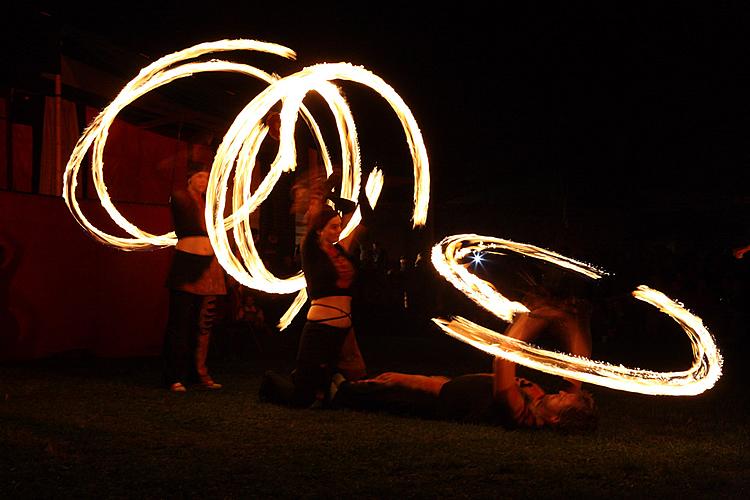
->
[1,332,747,499]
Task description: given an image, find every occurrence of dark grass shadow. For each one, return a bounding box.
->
[1,328,748,498]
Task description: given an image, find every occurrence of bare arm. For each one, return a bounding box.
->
[562,304,592,358]
[337,181,372,253]
[493,313,550,417]
[337,213,365,253]
[535,302,592,390]
[356,372,450,396]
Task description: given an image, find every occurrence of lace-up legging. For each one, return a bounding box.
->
[163,291,218,385]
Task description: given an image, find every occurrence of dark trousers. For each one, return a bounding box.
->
[332,379,439,418]
[260,321,349,407]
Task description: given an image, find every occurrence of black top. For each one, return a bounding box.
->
[333,373,544,428]
[301,234,357,299]
[437,374,544,428]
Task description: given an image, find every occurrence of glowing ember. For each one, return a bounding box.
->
[62,39,430,329]
[430,234,723,395]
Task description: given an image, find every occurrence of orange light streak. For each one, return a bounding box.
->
[430,234,723,395]
[63,40,298,250]
[62,40,429,330]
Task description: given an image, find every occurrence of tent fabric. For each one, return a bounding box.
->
[40,96,79,196]
[0,190,172,360]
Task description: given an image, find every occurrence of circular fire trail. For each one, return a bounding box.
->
[62,40,722,395]
[61,39,430,329]
[430,234,723,395]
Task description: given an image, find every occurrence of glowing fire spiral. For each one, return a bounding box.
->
[61,40,722,395]
[61,39,429,329]
[430,234,723,395]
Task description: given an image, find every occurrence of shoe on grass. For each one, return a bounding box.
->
[200,377,222,390]
[170,382,187,393]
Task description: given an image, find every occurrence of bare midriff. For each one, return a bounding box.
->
[175,236,214,256]
[308,295,352,328]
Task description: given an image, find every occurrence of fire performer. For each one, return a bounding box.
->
[259,175,374,407]
[162,162,227,392]
[332,297,598,431]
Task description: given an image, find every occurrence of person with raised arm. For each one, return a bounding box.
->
[260,173,374,407]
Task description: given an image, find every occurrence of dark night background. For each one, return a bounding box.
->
[4,3,750,357]
[8,2,750,236]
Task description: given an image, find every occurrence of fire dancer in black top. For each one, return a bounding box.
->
[260,175,374,407]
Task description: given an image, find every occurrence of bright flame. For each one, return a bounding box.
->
[63,40,298,250]
[431,234,605,322]
[61,40,723,394]
[62,39,430,330]
[431,234,723,395]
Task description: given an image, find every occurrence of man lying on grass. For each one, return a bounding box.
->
[333,296,598,432]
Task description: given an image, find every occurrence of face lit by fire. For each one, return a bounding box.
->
[188,172,209,195]
[318,215,343,246]
[540,392,580,418]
